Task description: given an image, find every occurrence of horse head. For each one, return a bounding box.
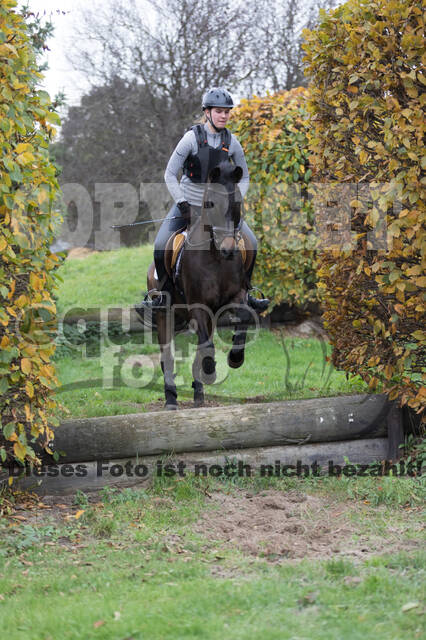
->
[204,162,243,259]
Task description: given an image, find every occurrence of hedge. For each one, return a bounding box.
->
[230,88,318,308]
[303,0,425,414]
[0,0,62,468]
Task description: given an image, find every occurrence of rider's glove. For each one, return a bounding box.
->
[177,200,191,222]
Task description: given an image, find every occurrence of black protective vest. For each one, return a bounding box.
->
[183,124,232,184]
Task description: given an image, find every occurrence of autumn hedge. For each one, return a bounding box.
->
[230,88,318,308]
[303,0,425,414]
[0,1,62,467]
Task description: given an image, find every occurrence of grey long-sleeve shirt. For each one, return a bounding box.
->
[164,123,249,207]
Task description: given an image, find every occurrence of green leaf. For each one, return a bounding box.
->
[3,422,15,439]
[0,376,9,394]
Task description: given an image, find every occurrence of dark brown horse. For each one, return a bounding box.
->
[145,162,256,409]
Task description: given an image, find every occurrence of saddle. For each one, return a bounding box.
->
[163,230,253,280]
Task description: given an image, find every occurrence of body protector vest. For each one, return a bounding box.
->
[183,125,232,184]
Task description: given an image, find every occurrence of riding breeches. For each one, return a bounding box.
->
[153,204,258,284]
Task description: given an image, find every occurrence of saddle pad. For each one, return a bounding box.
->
[171,232,186,269]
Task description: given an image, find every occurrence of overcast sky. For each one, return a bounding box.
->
[19,0,90,107]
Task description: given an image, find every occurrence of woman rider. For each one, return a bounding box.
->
[136,87,269,313]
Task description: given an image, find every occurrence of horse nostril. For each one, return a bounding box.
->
[221,247,235,260]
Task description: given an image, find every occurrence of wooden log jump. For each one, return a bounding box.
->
[6,394,402,495]
[41,394,390,463]
[18,438,389,495]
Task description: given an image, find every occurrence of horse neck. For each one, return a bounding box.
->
[188,206,215,254]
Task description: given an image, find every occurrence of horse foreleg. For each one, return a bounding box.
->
[228,302,251,369]
[191,308,216,387]
[157,310,177,410]
[192,380,204,408]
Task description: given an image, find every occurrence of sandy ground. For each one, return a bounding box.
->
[5,488,423,566]
[192,489,423,563]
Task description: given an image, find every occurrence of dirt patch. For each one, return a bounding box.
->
[193,489,422,562]
[66,247,99,260]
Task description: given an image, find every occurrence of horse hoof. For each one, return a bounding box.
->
[165,403,178,411]
[228,351,245,369]
[194,396,204,408]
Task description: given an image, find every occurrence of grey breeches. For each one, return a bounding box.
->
[153,204,257,283]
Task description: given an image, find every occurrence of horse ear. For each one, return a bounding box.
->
[209,167,221,182]
[233,166,243,183]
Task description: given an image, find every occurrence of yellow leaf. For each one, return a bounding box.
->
[13,441,27,461]
[0,335,9,348]
[21,358,32,374]
[15,143,30,154]
[74,510,85,520]
[25,381,34,398]
[359,150,369,164]
[15,295,28,308]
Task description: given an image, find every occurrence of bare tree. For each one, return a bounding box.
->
[68,0,339,108]
[68,0,263,143]
[245,0,339,94]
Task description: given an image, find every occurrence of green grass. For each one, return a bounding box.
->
[54,329,368,419]
[0,477,425,640]
[55,245,154,314]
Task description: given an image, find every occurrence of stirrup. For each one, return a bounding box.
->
[134,290,170,315]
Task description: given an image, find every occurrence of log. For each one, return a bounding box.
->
[43,394,390,464]
[17,437,389,495]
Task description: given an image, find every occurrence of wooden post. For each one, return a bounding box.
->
[386,401,404,461]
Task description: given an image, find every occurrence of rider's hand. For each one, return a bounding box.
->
[177,200,191,222]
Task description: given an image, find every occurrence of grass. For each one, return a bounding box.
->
[0,476,424,640]
[53,329,368,419]
[55,245,154,315]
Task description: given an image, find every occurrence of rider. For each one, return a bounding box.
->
[136,87,269,313]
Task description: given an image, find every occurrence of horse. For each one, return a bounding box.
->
[145,162,256,409]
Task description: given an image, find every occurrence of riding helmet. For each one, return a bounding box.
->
[202,87,234,110]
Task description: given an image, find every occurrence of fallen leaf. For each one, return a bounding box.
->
[113,611,121,621]
[402,601,419,612]
[343,576,362,586]
[93,620,105,629]
[298,591,319,606]
[74,510,85,519]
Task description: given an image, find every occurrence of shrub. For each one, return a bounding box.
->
[0,1,62,467]
[303,0,425,415]
[230,88,318,308]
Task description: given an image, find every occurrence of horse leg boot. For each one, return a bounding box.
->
[244,247,270,313]
[191,309,216,386]
[192,380,204,408]
[157,310,178,410]
[228,304,252,369]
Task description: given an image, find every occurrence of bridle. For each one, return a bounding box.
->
[185,184,243,250]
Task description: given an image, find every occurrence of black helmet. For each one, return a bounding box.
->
[202,87,234,110]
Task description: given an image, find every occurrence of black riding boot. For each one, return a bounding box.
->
[247,289,270,312]
[134,277,173,321]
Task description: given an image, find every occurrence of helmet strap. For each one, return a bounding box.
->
[205,109,224,133]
